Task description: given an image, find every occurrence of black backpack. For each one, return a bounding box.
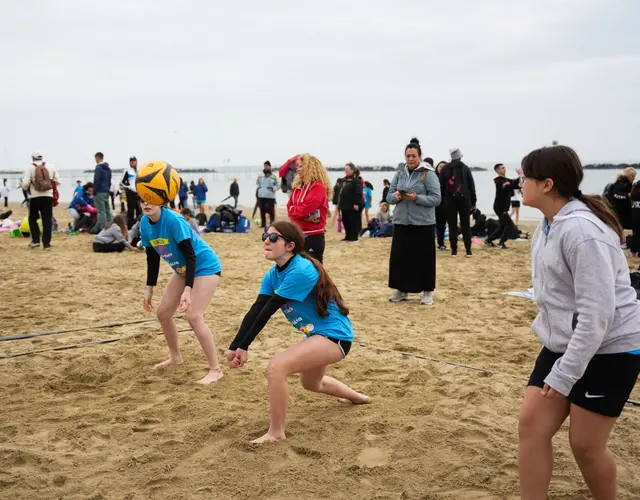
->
[447,165,465,197]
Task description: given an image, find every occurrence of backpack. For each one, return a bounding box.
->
[33,163,53,192]
[447,165,465,197]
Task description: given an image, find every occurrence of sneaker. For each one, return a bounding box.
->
[498,243,508,250]
[466,252,473,258]
[437,245,448,252]
[420,292,434,305]
[451,252,458,257]
[390,291,410,303]
[28,242,39,249]
[484,239,496,247]
[43,246,52,251]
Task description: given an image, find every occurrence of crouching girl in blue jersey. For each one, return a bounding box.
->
[140,200,223,385]
[228,221,369,443]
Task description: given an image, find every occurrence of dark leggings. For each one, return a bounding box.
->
[304,234,325,263]
[435,205,447,247]
[259,198,276,227]
[28,196,53,248]
[487,212,516,244]
[342,210,360,241]
[446,198,472,254]
[93,241,126,253]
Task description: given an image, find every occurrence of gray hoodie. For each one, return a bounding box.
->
[531,199,640,396]
[386,163,441,226]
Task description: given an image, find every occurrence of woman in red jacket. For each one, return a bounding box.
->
[287,154,331,263]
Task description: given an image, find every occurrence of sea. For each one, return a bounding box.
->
[1,163,621,222]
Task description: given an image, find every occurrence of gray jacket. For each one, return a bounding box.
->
[94,223,126,245]
[386,163,441,226]
[531,199,640,396]
[257,173,278,199]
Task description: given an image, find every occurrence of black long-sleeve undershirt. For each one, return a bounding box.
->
[229,294,288,350]
[145,239,197,288]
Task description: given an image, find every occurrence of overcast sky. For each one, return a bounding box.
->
[1,0,638,170]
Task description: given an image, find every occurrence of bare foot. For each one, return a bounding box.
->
[153,357,183,369]
[351,393,371,404]
[250,432,286,444]
[196,368,223,385]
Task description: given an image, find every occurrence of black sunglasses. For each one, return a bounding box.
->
[261,232,290,243]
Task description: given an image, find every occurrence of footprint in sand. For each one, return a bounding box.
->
[357,447,391,468]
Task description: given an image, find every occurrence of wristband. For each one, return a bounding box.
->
[145,289,153,296]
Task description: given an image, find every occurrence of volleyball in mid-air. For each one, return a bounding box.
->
[135,161,180,206]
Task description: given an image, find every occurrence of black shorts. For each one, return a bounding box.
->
[511,200,521,208]
[326,336,352,357]
[528,347,640,417]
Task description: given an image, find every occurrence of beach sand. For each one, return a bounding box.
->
[1,203,638,500]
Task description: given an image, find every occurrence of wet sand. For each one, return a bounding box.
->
[1,203,638,500]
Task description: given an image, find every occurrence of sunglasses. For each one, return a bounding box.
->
[261,232,289,244]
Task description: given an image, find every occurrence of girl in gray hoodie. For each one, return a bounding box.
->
[518,145,640,500]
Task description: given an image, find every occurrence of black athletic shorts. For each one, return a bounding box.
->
[528,347,640,417]
[325,336,352,357]
[511,200,521,208]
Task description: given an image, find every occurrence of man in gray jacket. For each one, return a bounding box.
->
[257,161,279,228]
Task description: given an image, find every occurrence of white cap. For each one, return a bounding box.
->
[31,151,43,160]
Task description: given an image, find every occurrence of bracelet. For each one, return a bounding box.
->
[145,289,153,296]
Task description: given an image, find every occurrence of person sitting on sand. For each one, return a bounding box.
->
[378,202,391,225]
[93,214,138,253]
[180,207,200,234]
[518,145,640,500]
[140,200,223,385]
[227,221,370,443]
[68,182,95,224]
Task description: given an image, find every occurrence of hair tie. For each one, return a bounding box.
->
[574,190,583,199]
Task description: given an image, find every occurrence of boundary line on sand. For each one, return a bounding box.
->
[1,329,638,409]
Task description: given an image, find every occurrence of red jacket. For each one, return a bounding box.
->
[287,182,328,236]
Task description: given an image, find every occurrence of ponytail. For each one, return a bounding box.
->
[300,251,349,317]
[579,194,623,239]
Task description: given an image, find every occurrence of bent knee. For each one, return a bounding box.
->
[156,307,174,323]
[300,376,322,392]
[266,357,290,380]
[186,311,204,327]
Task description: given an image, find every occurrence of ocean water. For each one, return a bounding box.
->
[1,164,621,222]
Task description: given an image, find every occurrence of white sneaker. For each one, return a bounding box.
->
[420,292,434,305]
[28,242,39,249]
[390,291,410,303]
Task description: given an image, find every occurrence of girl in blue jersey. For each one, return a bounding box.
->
[140,200,223,385]
[228,220,370,443]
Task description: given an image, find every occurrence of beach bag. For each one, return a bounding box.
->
[33,163,52,192]
[52,182,59,207]
[234,216,250,233]
[195,213,208,226]
[204,214,220,233]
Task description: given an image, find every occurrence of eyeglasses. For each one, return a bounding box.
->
[261,232,289,244]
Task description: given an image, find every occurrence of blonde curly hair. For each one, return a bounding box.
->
[292,154,333,200]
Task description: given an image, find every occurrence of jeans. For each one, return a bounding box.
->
[28,196,53,247]
[95,192,111,230]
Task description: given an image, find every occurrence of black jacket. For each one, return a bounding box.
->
[493,176,519,215]
[381,186,390,204]
[339,175,363,212]
[230,181,239,197]
[439,160,477,206]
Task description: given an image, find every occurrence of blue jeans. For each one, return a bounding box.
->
[95,192,111,230]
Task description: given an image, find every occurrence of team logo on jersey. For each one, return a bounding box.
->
[299,323,315,335]
[176,266,186,276]
[149,238,169,247]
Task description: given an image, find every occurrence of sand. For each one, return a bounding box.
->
[1,203,638,500]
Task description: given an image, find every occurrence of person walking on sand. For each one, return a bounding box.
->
[517,145,640,500]
[438,149,477,257]
[222,177,240,208]
[386,138,441,304]
[140,200,223,384]
[227,221,370,443]
[92,152,112,233]
[21,152,61,250]
[434,161,448,250]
